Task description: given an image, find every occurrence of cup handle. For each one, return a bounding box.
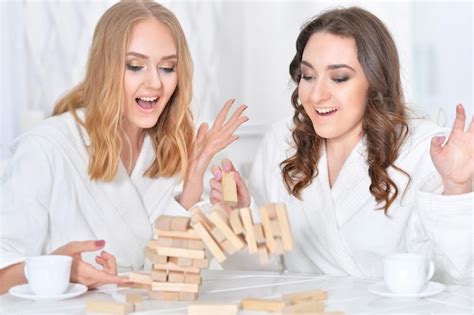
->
[23,263,29,281]
[427,261,435,281]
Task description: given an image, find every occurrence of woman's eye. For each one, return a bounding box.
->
[160,67,176,74]
[301,75,314,81]
[126,64,143,72]
[333,76,349,83]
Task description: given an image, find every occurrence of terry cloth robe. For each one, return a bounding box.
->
[0,109,188,272]
[245,118,473,285]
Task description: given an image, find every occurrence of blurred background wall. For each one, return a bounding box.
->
[0,0,472,180]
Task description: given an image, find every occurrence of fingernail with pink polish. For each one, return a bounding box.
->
[214,171,222,180]
[95,240,105,247]
[223,164,231,172]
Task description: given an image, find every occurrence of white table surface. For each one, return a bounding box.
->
[1,270,472,314]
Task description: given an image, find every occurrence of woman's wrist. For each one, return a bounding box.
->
[179,177,204,209]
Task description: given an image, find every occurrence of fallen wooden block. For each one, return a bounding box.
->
[149,290,179,301]
[259,206,276,252]
[190,206,214,231]
[282,289,328,304]
[125,294,144,312]
[282,299,325,313]
[220,239,237,255]
[208,210,245,251]
[240,207,258,254]
[188,303,238,315]
[210,226,226,243]
[275,203,294,251]
[229,209,244,235]
[222,171,238,206]
[253,223,266,244]
[192,221,227,263]
[85,300,133,315]
[241,298,286,312]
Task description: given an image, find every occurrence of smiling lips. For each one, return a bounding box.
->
[136,96,159,111]
[315,107,338,116]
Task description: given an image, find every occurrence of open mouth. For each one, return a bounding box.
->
[315,107,338,116]
[136,96,159,111]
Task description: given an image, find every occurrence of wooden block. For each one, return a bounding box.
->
[210,226,226,243]
[282,289,328,304]
[229,209,244,235]
[259,206,275,252]
[187,239,204,250]
[273,238,284,255]
[192,221,227,263]
[188,304,238,315]
[208,210,245,250]
[168,256,193,267]
[270,219,282,237]
[212,203,229,221]
[184,273,201,284]
[155,215,173,230]
[171,238,188,249]
[156,228,200,239]
[145,247,168,264]
[282,300,325,314]
[152,281,199,293]
[192,258,209,268]
[253,223,265,244]
[275,203,294,251]
[240,207,258,254]
[148,239,159,249]
[153,262,200,274]
[178,291,197,301]
[155,237,173,248]
[149,290,179,301]
[168,270,185,283]
[241,298,286,312]
[266,203,277,219]
[156,246,205,259]
[190,206,214,231]
[125,294,143,304]
[170,216,190,231]
[222,171,238,206]
[118,282,150,290]
[151,269,168,282]
[86,300,133,314]
[220,239,237,255]
[129,271,152,285]
[258,245,269,265]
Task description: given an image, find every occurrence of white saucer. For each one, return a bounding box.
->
[9,283,87,300]
[368,281,445,298]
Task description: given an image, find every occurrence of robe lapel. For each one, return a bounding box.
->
[331,139,373,227]
[38,117,152,270]
[297,146,365,277]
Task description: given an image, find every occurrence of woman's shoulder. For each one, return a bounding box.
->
[12,109,87,152]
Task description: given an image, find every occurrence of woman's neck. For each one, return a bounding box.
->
[120,122,145,175]
[325,126,364,187]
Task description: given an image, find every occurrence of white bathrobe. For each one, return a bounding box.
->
[0,110,188,271]
[246,118,473,285]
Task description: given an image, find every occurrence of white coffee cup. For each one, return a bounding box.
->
[24,255,72,297]
[383,253,434,294]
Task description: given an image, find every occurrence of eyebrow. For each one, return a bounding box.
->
[126,51,177,61]
[301,60,355,72]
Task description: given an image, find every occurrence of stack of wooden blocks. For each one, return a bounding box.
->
[129,215,208,301]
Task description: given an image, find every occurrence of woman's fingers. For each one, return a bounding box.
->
[212,98,235,129]
[54,240,106,256]
[223,104,248,129]
[451,104,466,134]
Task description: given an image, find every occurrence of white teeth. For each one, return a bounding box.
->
[315,107,338,114]
[138,96,158,102]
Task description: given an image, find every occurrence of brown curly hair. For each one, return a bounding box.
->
[281,7,410,213]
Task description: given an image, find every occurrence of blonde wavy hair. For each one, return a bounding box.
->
[53,0,194,181]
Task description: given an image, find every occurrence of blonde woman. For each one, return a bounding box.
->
[0,1,247,293]
[210,7,472,284]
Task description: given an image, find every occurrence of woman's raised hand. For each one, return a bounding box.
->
[179,99,248,209]
[430,104,473,195]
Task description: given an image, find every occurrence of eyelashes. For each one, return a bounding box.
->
[126,63,176,74]
[300,74,350,83]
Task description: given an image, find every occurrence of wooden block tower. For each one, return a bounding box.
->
[129,215,208,301]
